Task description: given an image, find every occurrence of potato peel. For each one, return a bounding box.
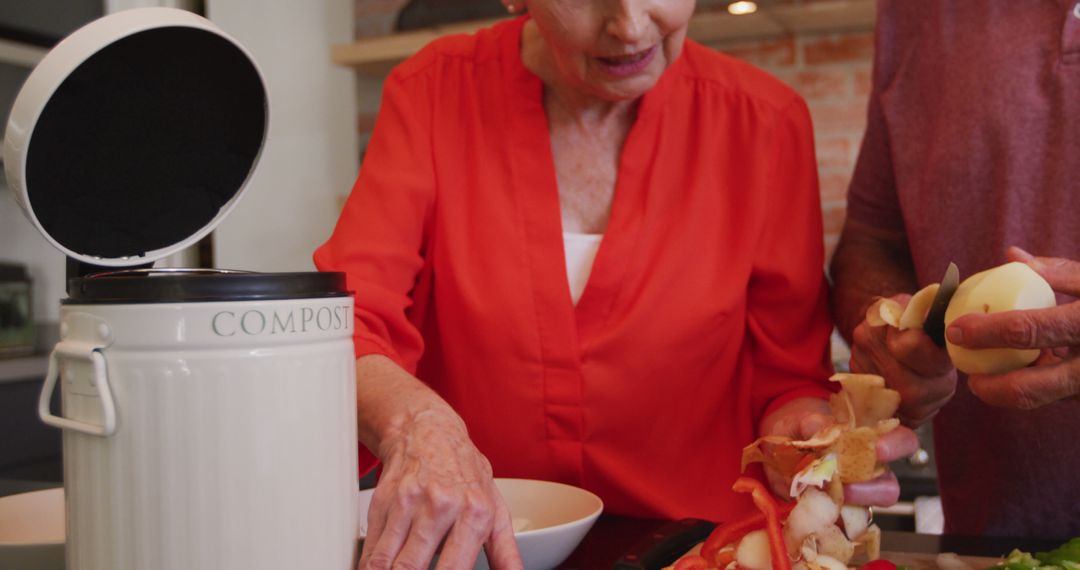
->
[898,283,939,330]
[874,418,900,435]
[865,298,903,327]
[831,427,879,483]
[855,524,882,561]
[741,436,816,479]
[789,424,846,449]
[742,435,802,473]
[828,392,856,429]
[829,374,900,429]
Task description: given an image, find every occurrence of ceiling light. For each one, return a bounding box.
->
[727,1,758,15]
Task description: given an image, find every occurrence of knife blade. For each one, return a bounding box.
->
[923,262,959,347]
[613,518,716,570]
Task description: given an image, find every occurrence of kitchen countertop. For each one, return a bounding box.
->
[2,494,1065,570]
[0,353,48,384]
[559,516,1066,569]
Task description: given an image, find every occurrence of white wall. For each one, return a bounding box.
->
[207,0,357,272]
[1,59,65,323]
[0,180,66,323]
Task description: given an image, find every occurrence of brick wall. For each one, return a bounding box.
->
[350,1,875,260]
[354,0,409,37]
[712,33,873,260]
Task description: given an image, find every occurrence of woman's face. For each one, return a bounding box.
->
[524,0,696,102]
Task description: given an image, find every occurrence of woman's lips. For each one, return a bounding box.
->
[594,45,658,77]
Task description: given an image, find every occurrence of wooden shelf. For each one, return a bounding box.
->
[0,353,48,385]
[0,38,48,68]
[333,0,875,75]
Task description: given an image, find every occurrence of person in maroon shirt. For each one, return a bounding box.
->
[831,0,1080,538]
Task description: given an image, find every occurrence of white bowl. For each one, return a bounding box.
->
[358,478,603,570]
[0,488,65,546]
[0,488,66,570]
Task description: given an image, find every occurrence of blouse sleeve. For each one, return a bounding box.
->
[313,66,435,374]
[747,97,836,429]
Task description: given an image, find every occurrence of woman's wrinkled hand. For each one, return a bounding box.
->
[849,293,958,427]
[945,247,1080,409]
[842,427,918,507]
[760,398,919,508]
[359,408,524,570]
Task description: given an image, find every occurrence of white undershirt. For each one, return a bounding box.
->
[563,232,603,305]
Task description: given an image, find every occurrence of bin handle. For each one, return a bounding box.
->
[38,348,117,437]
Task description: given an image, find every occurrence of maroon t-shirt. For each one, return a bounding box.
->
[847,0,1080,538]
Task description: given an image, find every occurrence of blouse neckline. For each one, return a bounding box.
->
[497,15,681,351]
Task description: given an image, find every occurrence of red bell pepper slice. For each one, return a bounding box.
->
[673,554,710,570]
[732,477,792,570]
[699,501,796,566]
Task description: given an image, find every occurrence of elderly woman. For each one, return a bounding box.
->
[315,1,917,568]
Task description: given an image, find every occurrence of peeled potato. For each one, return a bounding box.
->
[944,262,1056,375]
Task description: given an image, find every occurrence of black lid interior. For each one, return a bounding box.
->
[65,271,350,304]
[25,26,267,261]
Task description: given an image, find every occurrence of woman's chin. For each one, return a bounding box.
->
[585,70,663,102]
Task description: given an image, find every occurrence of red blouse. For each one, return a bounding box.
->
[314,16,833,522]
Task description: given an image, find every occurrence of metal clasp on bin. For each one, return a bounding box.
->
[38,312,117,437]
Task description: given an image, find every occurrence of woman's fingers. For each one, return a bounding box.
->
[361,483,512,570]
[357,408,517,570]
[358,493,414,569]
[481,502,525,570]
[875,426,919,463]
[432,487,509,570]
[843,471,900,507]
[967,356,1080,409]
[430,488,524,570]
[393,505,458,570]
[798,412,832,440]
[837,428,916,508]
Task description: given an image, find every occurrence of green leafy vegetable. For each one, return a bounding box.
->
[1037,538,1080,569]
[985,539,1080,570]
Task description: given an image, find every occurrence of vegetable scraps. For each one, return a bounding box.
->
[666,373,902,570]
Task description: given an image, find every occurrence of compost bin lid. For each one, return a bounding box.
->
[3,8,268,267]
[64,269,350,304]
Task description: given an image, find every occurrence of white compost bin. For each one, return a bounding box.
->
[2,8,359,570]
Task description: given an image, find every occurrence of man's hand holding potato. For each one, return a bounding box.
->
[945,247,1080,409]
[848,306,957,427]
